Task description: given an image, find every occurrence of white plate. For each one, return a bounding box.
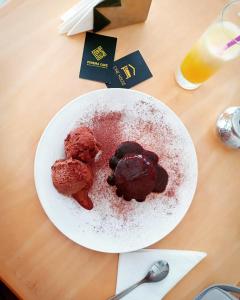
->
[34,89,198,253]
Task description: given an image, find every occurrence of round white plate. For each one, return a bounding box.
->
[34,89,198,253]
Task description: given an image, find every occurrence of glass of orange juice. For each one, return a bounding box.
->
[176,0,240,90]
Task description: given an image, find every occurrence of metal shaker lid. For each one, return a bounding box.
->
[232,107,240,138]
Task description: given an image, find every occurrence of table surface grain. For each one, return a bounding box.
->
[0,0,240,299]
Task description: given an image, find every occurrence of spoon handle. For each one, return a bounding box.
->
[108,278,146,300]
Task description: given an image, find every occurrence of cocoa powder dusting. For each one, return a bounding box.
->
[92,112,122,169]
[133,116,184,202]
[87,103,184,224]
[90,111,134,219]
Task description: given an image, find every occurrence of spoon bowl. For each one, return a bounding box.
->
[145,260,170,282]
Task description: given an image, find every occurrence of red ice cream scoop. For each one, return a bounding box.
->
[64,127,100,163]
[51,158,93,210]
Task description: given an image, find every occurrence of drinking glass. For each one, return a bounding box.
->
[176,0,240,90]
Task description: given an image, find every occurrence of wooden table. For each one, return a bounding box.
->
[0,0,240,299]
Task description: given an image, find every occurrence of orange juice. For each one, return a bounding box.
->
[180,42,221,83]
[178,21,240,87]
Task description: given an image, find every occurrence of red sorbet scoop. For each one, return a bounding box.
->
[64,127,100,163]
[51,158,93,210]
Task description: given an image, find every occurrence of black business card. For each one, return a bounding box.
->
[80,32,117,83]
[106,50,152,88]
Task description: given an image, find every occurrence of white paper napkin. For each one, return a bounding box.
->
[60,0,103,35]
[67,0,100,36]
[116,249,207,300]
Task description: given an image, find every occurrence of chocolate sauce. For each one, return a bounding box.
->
[107,141,169,202]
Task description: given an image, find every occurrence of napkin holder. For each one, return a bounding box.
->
[93,0,152,32]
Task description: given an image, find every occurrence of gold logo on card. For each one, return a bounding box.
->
[121,64,136,79]
[91,46,107,61]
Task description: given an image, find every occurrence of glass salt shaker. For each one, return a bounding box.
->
[216,106,240,148]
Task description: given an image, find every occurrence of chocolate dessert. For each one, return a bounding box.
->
[51,158,94,210]
[65,127,100,163]
[51,126,100,210]
[107,141,168,201]
[52,158,93,195]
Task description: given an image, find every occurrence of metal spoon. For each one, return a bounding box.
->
[108,260,169,300]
